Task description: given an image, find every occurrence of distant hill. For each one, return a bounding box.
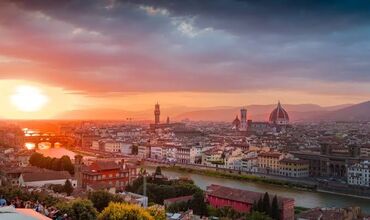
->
[173,104,352,122]
[319,101,370,122]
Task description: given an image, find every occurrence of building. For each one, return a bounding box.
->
[206,184,295,220]
[149,103,186,130]
[163,195,193,208]
[297,207,363,220]
[258,152,283,175]
[279,158,309,178]
[240,108,248,131]
[154,102,160,124]
[103,140,122,153]
[150,145,164,160]
[76,157,137,190]
[176,146,191,164]
[292,140,363,178]
[347,160,370,187]
[269,101,289,125]
[19,170,76,188]
[232,115,241,130]
[121,142,132,155]
[138,144,151,159]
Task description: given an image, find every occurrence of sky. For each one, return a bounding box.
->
[1,0,370,119]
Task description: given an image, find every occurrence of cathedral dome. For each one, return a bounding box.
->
[269,101,289,125]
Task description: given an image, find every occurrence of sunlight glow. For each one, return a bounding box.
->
[10,85,48,112]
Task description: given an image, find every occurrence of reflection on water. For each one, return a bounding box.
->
[36,147,77,159]
[25,142,35,150]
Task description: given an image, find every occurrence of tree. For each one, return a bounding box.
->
[216,206,243,219]
[257,198,263,212]
[98,203,154,220]
[147,205,166,220]
[154,166,162,176]
[64,180,74,196]
[189,191,208,216]
[262,192,270,215]
[88,191,114,212]
[246,211,273,220]
[88,190,123,212]
[56,199,98,220]
[270,195,279,220]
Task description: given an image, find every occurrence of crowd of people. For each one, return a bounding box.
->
[0,195,70,220]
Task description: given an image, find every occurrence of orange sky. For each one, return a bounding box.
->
[0,79,368,119]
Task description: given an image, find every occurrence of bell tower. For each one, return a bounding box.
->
[154,103,160,124]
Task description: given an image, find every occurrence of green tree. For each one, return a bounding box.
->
[88,190,123,212]
[98,203,154,220]
[216,206,242,219]
[190,191,208,216]
[270,195,279,220]
[56,199,98,220]
[246,211,273,220]
[154,166,162,176]
[64,179,74,196]
[257,198,263,212]
[262,192,270,215]
[88,190,114,212]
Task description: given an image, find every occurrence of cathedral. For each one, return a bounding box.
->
[232,101,290,133]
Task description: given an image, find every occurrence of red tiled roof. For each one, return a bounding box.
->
[206,184,293,206]
[22,171,71,182]
[259,152,282,158]
[89,160,120,171]
[164,195,193,203]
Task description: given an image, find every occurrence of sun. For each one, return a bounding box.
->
[10,85,48,112]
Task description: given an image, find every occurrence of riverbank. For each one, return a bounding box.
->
[144,163,317,191]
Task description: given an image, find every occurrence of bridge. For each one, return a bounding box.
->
[23,133,75,149]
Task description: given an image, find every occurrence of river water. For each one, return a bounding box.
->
[145,167,370,213]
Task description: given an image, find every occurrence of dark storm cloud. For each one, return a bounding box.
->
[0,0,370,95]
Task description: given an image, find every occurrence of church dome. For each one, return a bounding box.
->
[269,101,289,125]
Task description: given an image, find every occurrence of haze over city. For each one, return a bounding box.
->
[1,2,370,220]
[1,0,370,119]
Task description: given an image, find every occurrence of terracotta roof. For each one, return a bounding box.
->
[269,102,289,122]
[22,171,71,182]
[164,195,193,204]
[206,184,293,206]
[89,160,120,171]
[279,158,309,164]
[259,152,282,158]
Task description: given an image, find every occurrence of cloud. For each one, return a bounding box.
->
[0,0,370,96]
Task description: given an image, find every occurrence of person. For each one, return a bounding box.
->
[0,196,6,207]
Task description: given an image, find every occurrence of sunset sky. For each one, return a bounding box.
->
[1,0,370,119]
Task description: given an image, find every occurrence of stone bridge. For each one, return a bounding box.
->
[23,134,74,148]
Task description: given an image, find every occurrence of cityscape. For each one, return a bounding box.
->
[1,1,370,220]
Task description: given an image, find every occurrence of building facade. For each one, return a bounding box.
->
[347,161,370,187]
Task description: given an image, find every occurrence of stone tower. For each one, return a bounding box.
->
[74,155,83,188]
[154,103,160,124]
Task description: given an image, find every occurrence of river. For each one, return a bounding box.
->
[145,167,370,213]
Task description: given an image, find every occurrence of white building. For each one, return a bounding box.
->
[138,145,150,159]
[103,140,122,153]
[150,145,164,160]
[348,161,370,187]
[121,143,132,155]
